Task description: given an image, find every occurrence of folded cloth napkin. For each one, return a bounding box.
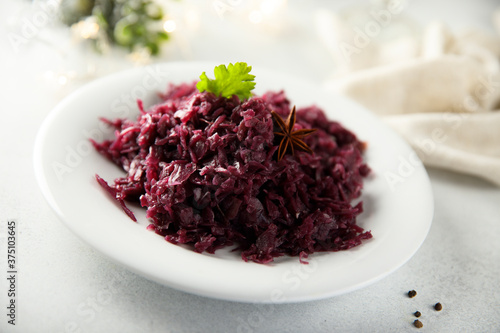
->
[317,7,500,186]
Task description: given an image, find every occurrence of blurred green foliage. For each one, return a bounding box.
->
[60,0,169,55]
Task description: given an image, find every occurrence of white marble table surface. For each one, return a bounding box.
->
[1,0,499,332]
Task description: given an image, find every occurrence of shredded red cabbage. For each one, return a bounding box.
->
[92,82,372,264]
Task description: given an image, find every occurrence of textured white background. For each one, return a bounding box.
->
[1,0,499,332]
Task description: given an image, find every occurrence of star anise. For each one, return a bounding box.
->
[272,106,317,161]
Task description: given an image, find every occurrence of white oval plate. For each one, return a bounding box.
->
[34,62,433,303]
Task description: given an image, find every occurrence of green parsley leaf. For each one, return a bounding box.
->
[196,62,256,100]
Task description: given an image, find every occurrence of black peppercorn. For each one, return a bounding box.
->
[413,319,423,328]
[408,290,417,298]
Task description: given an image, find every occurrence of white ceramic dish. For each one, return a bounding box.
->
[34,62,433,303]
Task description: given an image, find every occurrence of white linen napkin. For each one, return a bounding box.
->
[317,8,500,185]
